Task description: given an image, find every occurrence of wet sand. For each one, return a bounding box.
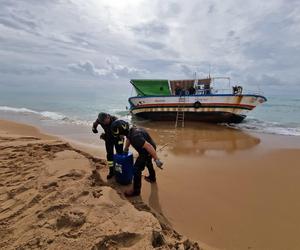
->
[36,119,300,249]
[1,117,300,249]
[140,122,300,250]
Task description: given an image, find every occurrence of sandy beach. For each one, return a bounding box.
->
[1,119,300,250]
[1,0,300,249]
[141,123,300,250]
[0,119,200,250]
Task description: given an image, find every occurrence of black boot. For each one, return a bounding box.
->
[107,167,114,179]
[144,175,156,183]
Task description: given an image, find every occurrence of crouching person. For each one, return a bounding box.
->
[92,112,124,179]
[111,120,163,197]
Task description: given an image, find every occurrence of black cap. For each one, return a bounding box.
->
[97,112,109,124]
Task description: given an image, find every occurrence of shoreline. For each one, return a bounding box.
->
[1,118,300,249]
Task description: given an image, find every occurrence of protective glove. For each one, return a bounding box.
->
[92,127,98,134]
[100,133,106,140]
[154,159,163,169]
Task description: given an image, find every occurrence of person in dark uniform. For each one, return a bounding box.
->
[174,83,183,96]
[188,86,196,95]
[111,120,163,197]
[92,113,124,179]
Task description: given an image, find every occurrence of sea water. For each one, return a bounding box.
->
[0,85,300,137]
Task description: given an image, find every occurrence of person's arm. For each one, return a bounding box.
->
[92,119,99,133]
[124,139,131,152]
[143,142,158,160]
[143,142,163,169]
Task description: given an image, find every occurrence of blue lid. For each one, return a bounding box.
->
[115,152,133,158]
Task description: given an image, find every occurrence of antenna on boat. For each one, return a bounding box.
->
[208,64,211,78]
[193,72,197,86]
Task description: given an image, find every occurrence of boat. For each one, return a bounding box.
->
[128,77,267,124]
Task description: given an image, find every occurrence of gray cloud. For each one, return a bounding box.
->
[245,74,284,88]
[68,59,149,79]
[0,64,54,75]
[68,61,110,77]
[131,20,170,37]
[0,0,299,93]
[138,40,166,50]
[155,1,181,18]
[0,11,38,35]
[207,3,215,14]
[138,59,179,75]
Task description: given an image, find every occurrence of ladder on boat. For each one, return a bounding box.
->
[175,96,186,128]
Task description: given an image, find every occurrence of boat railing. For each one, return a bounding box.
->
[195,88,233,95]
[195,88,264,96]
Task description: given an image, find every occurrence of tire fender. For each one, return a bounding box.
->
[194,101,201,109]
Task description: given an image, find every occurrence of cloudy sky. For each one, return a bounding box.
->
[0,0,299,93]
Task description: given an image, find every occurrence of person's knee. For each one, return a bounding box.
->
[134,165,143,174]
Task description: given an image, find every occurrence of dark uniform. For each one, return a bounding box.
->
[188,86,196,95]
[175,86,183,96]
[92,115,124,177]
[127,127,156,195]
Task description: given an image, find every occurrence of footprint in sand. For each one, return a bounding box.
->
[92,189,103,198]
[92,232,142,250]
[56,210,86,229]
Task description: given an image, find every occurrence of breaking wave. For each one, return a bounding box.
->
[0,106,66,120]
[226,118,300,136]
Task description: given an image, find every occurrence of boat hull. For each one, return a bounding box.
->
[134,111,246,123]
[129,94,267,124]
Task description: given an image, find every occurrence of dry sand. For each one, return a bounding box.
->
[0,120,200,250]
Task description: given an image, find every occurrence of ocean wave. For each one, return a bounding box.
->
[0,105,94,127]
[0,106,67,120]
[0,106,39,114]
[226,118,300,136]
[1,105,300,136]
[111,108,130,117]
[40,111,66,120]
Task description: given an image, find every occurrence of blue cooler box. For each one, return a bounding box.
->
[113,152,134,185]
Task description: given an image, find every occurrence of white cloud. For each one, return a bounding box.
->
[0,0,299,92]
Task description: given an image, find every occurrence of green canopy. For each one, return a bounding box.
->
[130,79,171,96]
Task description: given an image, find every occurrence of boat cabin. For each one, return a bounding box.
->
[130,78,213,97]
